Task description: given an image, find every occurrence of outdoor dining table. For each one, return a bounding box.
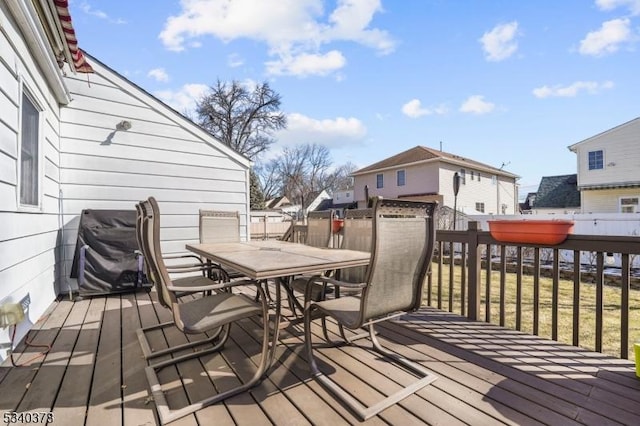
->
[185,240,370,358]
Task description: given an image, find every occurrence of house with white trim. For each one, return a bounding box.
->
[0,0,250,360]
[568,117,640,214]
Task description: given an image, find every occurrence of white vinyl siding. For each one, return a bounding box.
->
[59,63,250,268]
[0,2,63,360]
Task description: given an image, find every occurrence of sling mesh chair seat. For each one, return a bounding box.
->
[303,197,439,420]
[139,197,273,424]
[135,200,232,361]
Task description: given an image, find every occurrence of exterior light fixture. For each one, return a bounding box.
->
[116,120,132,131]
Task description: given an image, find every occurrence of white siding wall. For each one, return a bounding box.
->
[574,119,640,188]
[0,2,63,358]
[582,187,640,213]
[59,61,250,293]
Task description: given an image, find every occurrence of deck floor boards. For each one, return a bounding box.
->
[0,287,637,425]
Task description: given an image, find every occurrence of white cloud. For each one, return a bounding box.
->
[595,0,640,15]
[479,21,520,61]
[532,80,614,98]
[401,99,448,118]
[275,112,367,148]
[579,18,632,56]
[158,0,395,77]
[79,2,127,24]
[266,50,346,77]
[147,68,169,82]
[459,95,495,115]
[154,83,209,114]
[227,53,244,68]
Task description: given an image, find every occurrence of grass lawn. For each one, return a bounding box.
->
[426,261,640,361]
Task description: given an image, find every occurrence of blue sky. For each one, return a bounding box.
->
[68,0,640,197]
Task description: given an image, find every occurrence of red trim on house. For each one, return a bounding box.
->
[54,0,93,73]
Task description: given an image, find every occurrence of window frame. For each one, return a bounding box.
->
[475,202,485,213]
[17,85,44,211]
[376,173,384,189]
[588,150,604,170]
[396,169,406,187]
[459,168,466,185]
[619,196,639,213]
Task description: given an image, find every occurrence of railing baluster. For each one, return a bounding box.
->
[516,246,522,331]
[461,243,467,316]
[449,241,455,312]
[533,247,540,336]
[499,245,506,327]
[621,253,630,359]
[595,252,604,353]
[552,248,560,341]
[485,244,492,323]
[572,249,581,348]
[437,241,443,310]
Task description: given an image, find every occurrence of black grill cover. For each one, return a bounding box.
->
[70,209,150,296]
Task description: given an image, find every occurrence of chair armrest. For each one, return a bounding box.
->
[166,278,259,293]
[163,254,204,263]
[302,275,366,301]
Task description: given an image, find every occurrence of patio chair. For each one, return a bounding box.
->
[303,197,438,420]
[140,197,272,425]
[288,210,335,313]
[135,200,232,362]
[199,209,245,280]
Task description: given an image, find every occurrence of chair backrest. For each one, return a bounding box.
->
[339,208,373,283]
[142,198,182,324]
[135,201,154,284]
[305,210,333,248]
[199,210,241,243]
[358,198,438,324]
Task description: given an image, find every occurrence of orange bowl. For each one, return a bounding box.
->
[487,219,574,245]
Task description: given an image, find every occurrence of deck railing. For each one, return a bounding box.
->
[435,222,640,359]
[287,220,640,360]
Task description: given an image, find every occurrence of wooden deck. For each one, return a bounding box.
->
[1,285,639,426]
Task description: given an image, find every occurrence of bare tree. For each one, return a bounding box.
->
[196,80,286,160]
[257,143,355,207]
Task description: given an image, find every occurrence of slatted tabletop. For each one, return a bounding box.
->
[0,285,638,425]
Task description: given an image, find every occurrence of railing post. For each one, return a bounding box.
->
[467,221,482,321]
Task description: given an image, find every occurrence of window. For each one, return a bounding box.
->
[470,171,474,181]
[376,173,383,188]
[397,170,405,186]
[19,91,40,207]
[588,150,604,170]
[491,175,497,185]
[475,202,485,213]
[459,169,466,184]
[620,197,638,213]
[477,173,481,182]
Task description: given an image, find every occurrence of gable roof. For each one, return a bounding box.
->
[352,146,518,178]
[79,53,250,168]
[568,116,640,152]
[533,174,580,209]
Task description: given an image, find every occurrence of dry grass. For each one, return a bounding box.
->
[425,261,640,361]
